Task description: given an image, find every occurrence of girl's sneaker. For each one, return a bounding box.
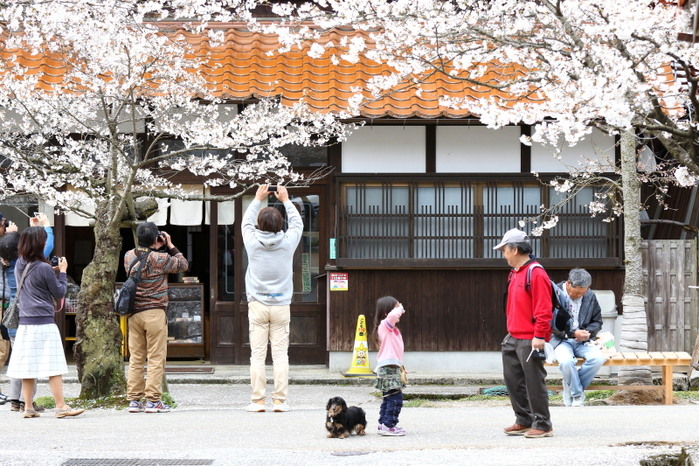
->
[378,424,406,436]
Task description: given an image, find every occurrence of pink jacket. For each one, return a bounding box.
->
[376,306,405,368]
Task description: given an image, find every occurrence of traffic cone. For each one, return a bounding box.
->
[342,314,375,378]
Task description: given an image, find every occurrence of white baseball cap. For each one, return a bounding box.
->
[493,228,530,251]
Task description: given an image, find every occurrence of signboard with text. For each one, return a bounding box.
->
[329,272,348,291]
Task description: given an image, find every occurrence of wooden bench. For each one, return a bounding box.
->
[545,351,692,405]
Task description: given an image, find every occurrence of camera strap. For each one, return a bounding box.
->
[128,250,151,285]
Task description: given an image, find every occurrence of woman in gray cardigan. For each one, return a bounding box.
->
[6,226,84,418]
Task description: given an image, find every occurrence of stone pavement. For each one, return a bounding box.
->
[1,365,698,466]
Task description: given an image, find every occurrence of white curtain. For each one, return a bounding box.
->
[170,185,203,226]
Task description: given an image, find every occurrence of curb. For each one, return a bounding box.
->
[1,371,689,389]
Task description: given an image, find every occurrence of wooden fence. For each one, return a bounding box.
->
[642,239,698,353]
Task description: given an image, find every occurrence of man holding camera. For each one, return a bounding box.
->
[124,222,188,414]
[495,228,554,439]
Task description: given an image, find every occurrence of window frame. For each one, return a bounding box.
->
[335,174,623,269]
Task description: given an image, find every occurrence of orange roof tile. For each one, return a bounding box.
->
[656,62,685,117]
[191,27,530,118]
[0,26,531,119]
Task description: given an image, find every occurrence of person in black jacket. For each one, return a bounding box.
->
[550,268,605,407]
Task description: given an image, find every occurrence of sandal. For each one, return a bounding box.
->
[23,408,40,418]
[55,406,85,418]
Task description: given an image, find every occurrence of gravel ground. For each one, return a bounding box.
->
[0,382,696,466]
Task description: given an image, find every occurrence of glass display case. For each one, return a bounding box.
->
[166,283,205,358]
[111,282,205,359]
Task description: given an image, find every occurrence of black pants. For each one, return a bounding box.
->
[502,334,552,431]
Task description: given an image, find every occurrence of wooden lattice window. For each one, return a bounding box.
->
[338,181,620,263]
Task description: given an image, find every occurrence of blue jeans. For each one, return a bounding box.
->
[555,339,605,399]
[379,389,403,428]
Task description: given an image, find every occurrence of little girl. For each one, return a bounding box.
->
[372,296,406,436]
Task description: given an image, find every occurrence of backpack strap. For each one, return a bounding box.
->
[525,262,544,294]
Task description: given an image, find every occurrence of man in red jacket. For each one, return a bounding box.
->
[495,228,553,438]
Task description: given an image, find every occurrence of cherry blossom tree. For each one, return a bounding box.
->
[271,0,699,387]
[0,0,352,398]
[272,1,699,171]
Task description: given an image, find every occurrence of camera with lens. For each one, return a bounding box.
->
[152,231,168,252]
[49,255,59,267]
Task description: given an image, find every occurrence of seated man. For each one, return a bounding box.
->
[552,268,605,407]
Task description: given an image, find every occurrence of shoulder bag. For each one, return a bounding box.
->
[1,262,34,330]
[114,251,150,316]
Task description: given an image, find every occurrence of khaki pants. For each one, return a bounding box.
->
[248,300,290,403]
[127,309,167,402]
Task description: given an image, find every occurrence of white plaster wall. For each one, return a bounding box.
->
[531,128,616,173]
[328,351,630,377]
[436,126,521,173]
[342,126,426,173]
[330,351,504,374]
[329,307,622,377]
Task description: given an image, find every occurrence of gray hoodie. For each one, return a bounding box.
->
[242,199,303,306]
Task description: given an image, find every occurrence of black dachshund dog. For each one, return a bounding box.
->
[325,396,367,438]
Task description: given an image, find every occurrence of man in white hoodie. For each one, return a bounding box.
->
[242,184,303,413]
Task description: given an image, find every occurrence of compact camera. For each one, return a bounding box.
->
[528,349,547,361]
[268,186,278,192]
[49,255,59,267]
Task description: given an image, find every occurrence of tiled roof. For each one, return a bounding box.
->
[1,25,529,119]
[0,25,683,120]
[189,27,529,118]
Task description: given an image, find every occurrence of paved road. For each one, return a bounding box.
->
[1,383,697,466]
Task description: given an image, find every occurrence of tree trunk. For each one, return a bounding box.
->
[73,199,126,398]
[617,130,653,385]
